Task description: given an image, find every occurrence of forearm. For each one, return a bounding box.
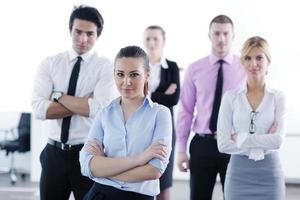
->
[46,102,73,119]
[237,133,283,150]
[111,164,161,182]
[58,95,89,117]
[90,155,141,178]
[151,91,179,106]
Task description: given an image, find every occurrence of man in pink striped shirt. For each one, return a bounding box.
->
[176,15,246,200]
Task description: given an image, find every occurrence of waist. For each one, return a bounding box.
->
[93,182,154,199]
[196,133,217,140]
[47,138,84,151]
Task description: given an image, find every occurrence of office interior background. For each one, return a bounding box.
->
[0,0,299,188]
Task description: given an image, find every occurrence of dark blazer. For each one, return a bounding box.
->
[150,59,180,116]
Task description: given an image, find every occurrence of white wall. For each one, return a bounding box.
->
[0,0,299,182]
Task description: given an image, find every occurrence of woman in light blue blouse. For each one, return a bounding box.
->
[217,36,286,200]
[80,46,172,200]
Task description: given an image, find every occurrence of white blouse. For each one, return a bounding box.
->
[149,58,168,93]
[217,84,286,161]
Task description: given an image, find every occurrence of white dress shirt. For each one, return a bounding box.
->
[217,83,286,161]
[149,58,168,93]
[32,48,117,144]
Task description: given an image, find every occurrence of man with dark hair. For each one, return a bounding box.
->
[32,5,116,200]
[176,15,245,200]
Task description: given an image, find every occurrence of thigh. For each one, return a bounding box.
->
[70,151,94,200]
[189,136,218,200]
[217,154,230,190]
[40,145,71,200]
[83,183,106,200]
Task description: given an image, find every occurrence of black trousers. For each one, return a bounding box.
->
[83,182,154,200]
[39,144,93,200]
[189,134,230,200]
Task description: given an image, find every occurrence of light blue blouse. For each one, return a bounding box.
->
[79,96,172,196]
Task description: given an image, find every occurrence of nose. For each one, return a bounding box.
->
[218,34,225,42]
[79,33,88,43]
[124,76,132,86]
[250,59,258,67]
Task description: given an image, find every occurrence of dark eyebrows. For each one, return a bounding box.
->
[74,28,95,35]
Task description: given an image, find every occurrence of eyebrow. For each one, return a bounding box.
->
[74,28,95,34]
[115,69,141,73]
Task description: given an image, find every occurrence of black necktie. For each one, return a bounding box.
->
[209,59,224,133]
[61,56,82,143]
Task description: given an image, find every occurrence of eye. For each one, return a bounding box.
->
[129,72,140,78]
[115,72,124,77]
[244,56,251,61]
[87,32,95,37]
[75,29,82,35]
[214,32,220,36]
[256,55,264,61]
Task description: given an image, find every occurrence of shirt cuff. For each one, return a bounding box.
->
[248,148,265,161]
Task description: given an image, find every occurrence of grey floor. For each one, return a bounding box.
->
[0,174,300,200]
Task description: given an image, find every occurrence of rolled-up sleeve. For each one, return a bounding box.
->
[88,60,118,118]
[79,110,104,178]
[149,107,172,174]
[31,57,53,120]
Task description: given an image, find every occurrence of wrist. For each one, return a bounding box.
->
[51,91,63,102]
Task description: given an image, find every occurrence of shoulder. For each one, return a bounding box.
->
[267,87,286,102]
[150,103,172,123]
[91,53,113,66]
[187,56,209,71]
[223,87,241,102]
[43,51,67,62]
[165,59,178,67]
[39,51,68,69]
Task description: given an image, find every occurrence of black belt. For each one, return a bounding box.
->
[47,139,84,151]
[196,133,217,140]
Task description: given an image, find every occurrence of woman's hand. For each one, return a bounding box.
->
[268,122,278,134]
[137,141,167,166]
[164,83,177,95]
[83,138,104,156]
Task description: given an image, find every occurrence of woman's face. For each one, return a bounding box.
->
[114,57,149,100]
[143,29,165,57]
[242,47,269,81]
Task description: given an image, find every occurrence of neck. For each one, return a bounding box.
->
[247,79,265,93]
[212,50,229,59]
[121,96,145,109]
[149,53,162,65]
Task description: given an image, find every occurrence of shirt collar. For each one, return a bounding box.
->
[150,57,169,69]
[209,52,234,66]
[161,58,169,69]
[113,95,154,108]
[237,81,272,94]
[68,48,94,63]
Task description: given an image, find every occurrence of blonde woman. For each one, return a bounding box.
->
[217,36,286,199]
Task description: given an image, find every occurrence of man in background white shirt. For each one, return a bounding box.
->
[31,5,117,200]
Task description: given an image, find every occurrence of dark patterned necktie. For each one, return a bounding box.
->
[209,59,224,133]
[61,56,82,143]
